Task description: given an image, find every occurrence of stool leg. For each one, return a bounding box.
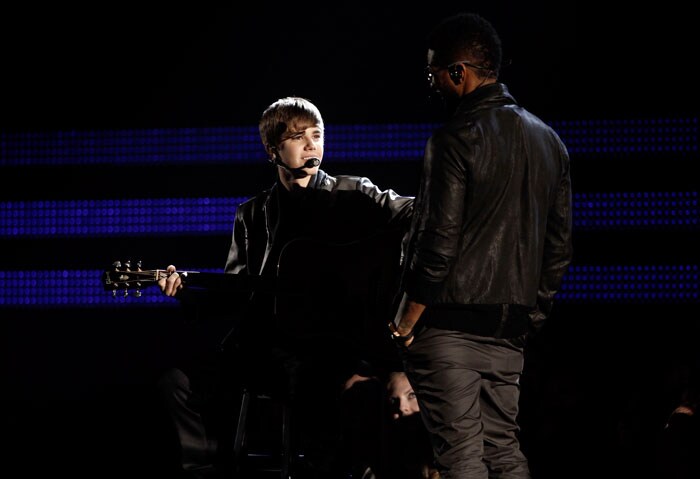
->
[280,402,291,479]
[233,389,251,467]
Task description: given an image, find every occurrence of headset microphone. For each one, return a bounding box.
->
[273,156,321,177]
[301,157,321,168]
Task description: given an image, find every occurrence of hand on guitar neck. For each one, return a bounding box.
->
[159,265,183,297]
[102,261,274,299]
[102,260,189,298]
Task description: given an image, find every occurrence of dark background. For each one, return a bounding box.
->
[2,1,698,130]
[2,2,698,478]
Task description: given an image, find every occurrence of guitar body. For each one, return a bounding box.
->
[273,229,404,347]
[103,228,406,369]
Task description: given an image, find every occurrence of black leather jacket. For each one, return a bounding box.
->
[404,83,573,332]
[225,169,414,276]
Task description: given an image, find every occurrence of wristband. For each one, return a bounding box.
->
[388,322,414,342]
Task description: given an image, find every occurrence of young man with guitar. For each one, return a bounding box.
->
[157,96,413,478]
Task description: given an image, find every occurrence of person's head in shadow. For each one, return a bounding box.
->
[385,370,440,479]
[387,370,421,420]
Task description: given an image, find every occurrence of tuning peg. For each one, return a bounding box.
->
[112,261,122,270]
[135,262,143,297]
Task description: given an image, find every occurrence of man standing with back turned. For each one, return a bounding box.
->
[390,12,573,478]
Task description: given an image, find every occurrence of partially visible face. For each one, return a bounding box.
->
[276,121,324,173]
[425,48,457,98]
[387,372,420,420]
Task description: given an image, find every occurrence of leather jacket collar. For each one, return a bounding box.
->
[454,82,517,116]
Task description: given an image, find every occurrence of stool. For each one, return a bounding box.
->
[233,388,294,478]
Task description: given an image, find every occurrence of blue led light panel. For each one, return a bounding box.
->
[2,117,696,166]
[0,264,697,308]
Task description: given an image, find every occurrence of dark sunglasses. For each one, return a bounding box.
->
[424,60,488,83]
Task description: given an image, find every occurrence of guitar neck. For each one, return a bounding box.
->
[102,267,278,294]
[179,270,277,292]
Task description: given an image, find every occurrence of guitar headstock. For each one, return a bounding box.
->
[103,260,163,298]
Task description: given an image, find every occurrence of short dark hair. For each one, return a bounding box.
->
[427,12,502,78]
[259,96,324,149]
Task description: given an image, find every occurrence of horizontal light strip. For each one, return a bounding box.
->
[2,117,696,166]
[0,264,696,308]
[573,191,698,230]
[550,117,697,155]
[1,197,247,237]
[1,192,697,238]
[558,264,699,303]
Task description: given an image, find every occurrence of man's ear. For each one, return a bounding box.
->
[266,146,277,164]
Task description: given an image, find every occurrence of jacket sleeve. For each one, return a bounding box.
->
[351,176,414,227]
[404,130,466,305]
[531,138,574,330]
[224,204,248,274]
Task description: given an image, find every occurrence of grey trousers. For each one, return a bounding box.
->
[402,326,531,479]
